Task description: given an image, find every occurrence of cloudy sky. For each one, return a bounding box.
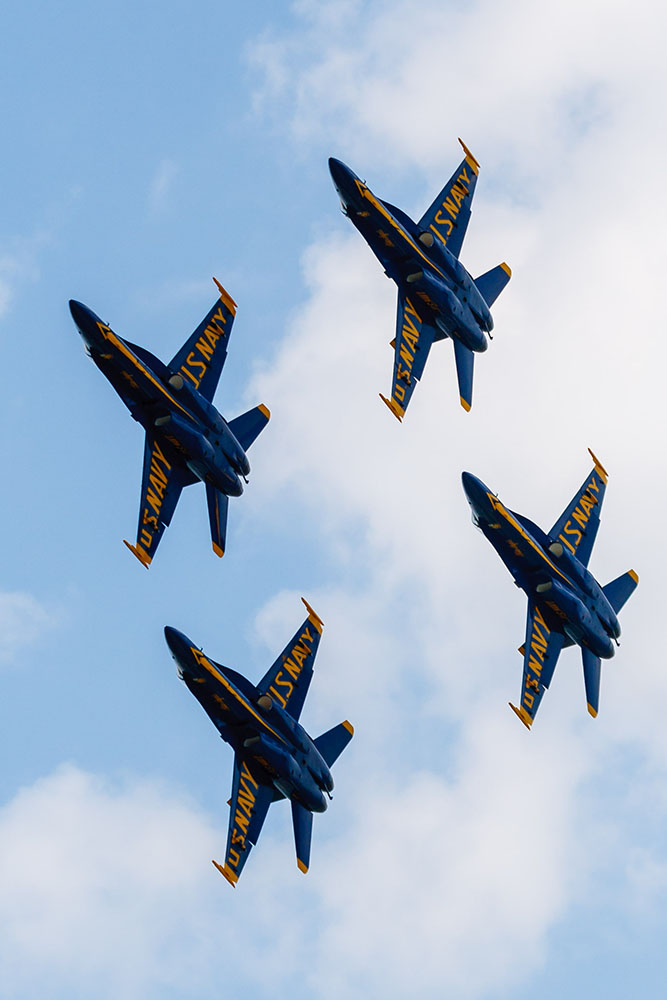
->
[0,1,664,997]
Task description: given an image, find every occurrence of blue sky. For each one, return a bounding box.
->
[1,1,665,998]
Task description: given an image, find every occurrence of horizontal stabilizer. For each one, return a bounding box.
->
[227,404,271,452]
[602,569,638,614]
[582,647,602,718]
[291,800,313,874]
[314,720,354,767]
[474,262,511,308]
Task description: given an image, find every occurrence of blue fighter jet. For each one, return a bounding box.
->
[69,280,270,567]
[462,451,638,728]
[329,140,511,417]
[164,599,353,886]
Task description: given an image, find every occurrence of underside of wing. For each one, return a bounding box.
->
[124,433,195,567]
[549,449,608,568]
[380,292,435,421]
[256,599,323,722]
[212,755,273,887]
[510,603,565,729]
[417,139,479,259]
[168,279,236,402]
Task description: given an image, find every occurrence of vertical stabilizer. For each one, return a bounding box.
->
[582,647,602,718]
[206,484,229,558]
[291,800,313,874]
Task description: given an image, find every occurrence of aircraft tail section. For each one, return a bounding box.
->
[582,647,602,718]
[314,720,354,767]
[227,404,271,451]
[291,800,313,874]
[206,484,229,558]
[474,263,511,307]
[452,336,475,412]
[602,570,639,614]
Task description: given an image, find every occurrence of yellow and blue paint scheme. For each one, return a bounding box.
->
[164,598,354,886]
[462,451,638,728]
[69,281,271,567]
[329,140,511,418]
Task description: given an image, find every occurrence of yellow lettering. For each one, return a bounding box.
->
[451,183,465,208]
[572,506,588,530]
[228,847,240,868]
[195,335,215,363]
[433,211,454,232]
[588,476,600,494]
[239,761,258,789]
[394,385,406,402]
[284,657,301,680]
[152,440,171,470]
[564,521,583,545]
[440,196,458,220]
[269,683,288,709]
[301,627,313,644]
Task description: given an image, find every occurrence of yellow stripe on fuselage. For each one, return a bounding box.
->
[355,181,448,282]
[193,648,287,745]
[488,494,572,587]
[99,323,193,421]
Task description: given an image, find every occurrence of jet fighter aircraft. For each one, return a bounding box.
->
[329,141,511,417]
[462,451,638,728]
[69,280,269,567]
[164,599,353,886]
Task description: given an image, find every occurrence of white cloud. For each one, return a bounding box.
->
[148,159,180,213]
[241,3,667,993]
[0,591,58,664]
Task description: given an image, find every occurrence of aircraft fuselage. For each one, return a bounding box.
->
[461,472,619,659]
[164,627,333,814]
[328,157,491,353]
[70,299,248,498]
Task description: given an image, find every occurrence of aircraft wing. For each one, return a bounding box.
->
[380,292,436,420]
[124,434,195,568]
[256,599,323,722]
[212,755,274,887]
[549,450,608,568]
[417,139,479,259]
[510,604,565,729]
[168,279,236,402]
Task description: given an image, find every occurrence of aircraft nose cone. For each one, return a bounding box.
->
[461,471,480,501]
[69,299,93,328]
[328,156,352,189]
[164,626,192,662]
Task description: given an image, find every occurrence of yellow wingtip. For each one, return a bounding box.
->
[212,277,238,316]
[258,403,271,420]
[301,597,324,633]
[628,569,639,584]
[509,703,532,730]
[518,644,525,656]
[342,720,354,736]
[123,539,151,569]
[212,860,238,886]
[212,542,224,558]
[587,703,598,719]
[587,447,608,483]
[458,137,480,172]
[459,395,472,413]
[500,261,512,277]
[379,393,404,421]
[297,859,309,874]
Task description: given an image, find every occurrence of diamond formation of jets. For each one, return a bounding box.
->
[165,599,353,886]
[329,140,511,418]
[70,280,270,567]
[462,450,638,728]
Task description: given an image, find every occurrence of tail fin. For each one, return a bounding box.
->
[582,647,602,718]
[474,263,511,308]
[227,404,270,451]
[602,569,639,614]
[206,484,229,557]
[452,337,474,412]
[291,800,313,874]
[314,721,354,767]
